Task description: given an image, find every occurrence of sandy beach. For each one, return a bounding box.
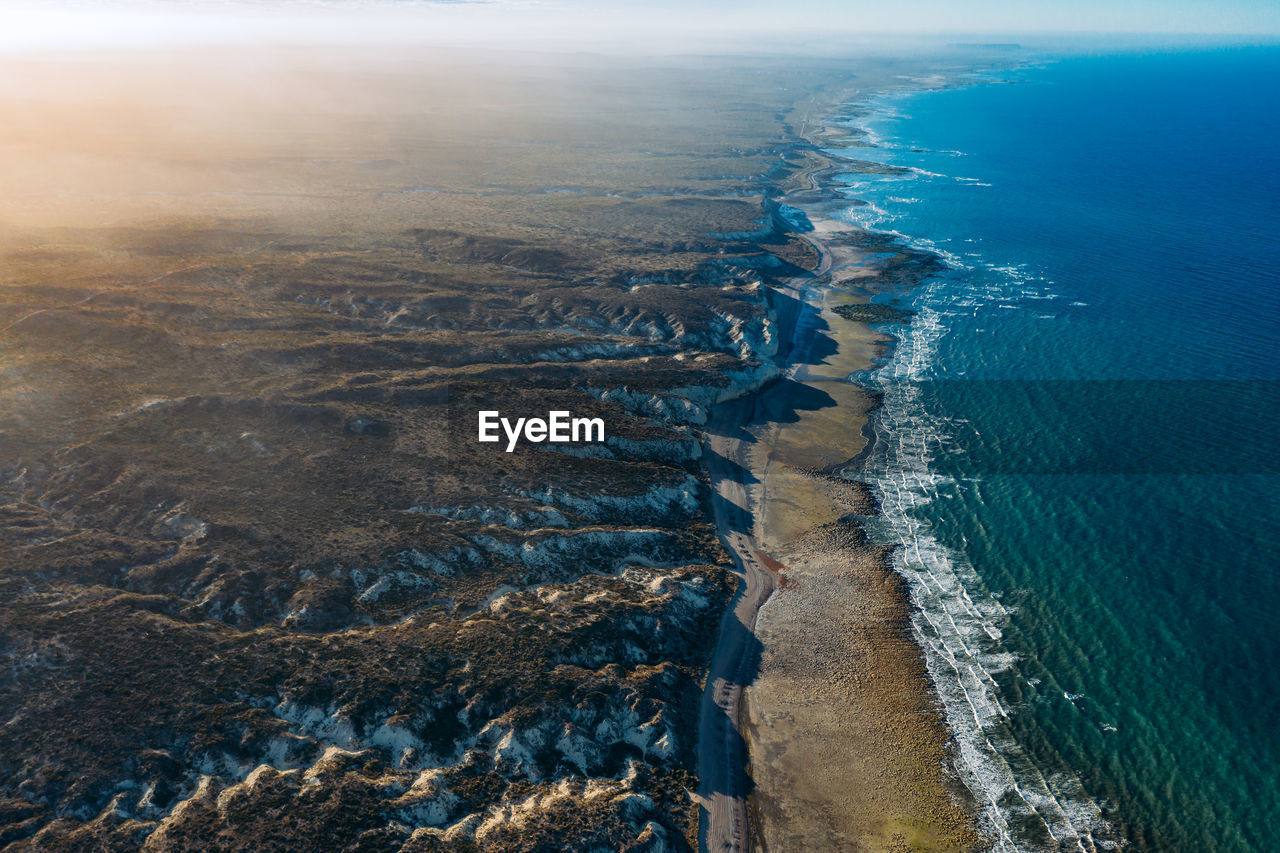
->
[699,130,983,851]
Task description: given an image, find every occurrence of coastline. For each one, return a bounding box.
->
[740,51,1280,853]
[697,92,984,851]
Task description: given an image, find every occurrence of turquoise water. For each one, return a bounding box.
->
[836,47,1280,851]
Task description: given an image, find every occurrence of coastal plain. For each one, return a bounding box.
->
[1,47,981,852]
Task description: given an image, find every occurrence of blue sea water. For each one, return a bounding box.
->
[834,47,1280,851]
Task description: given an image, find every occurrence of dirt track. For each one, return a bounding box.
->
[695,227,830,852]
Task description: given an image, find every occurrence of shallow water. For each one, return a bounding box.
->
[837,47,1280,852]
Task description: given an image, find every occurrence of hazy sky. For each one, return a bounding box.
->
[2,0,1278,54]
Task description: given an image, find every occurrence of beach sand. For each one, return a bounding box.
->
[739,207,982,851]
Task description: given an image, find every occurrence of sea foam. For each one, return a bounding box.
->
[838,90,1119,852]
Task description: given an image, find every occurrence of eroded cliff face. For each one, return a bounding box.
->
[0,48,845,852]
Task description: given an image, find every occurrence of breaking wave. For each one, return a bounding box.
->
[834,90,1120,851]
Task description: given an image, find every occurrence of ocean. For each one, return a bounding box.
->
[833,46,1280,851]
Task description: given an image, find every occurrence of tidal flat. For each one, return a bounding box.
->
[1,46,979,851]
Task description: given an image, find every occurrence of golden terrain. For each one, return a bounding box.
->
[0,47,981,852]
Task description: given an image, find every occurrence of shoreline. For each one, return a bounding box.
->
[839,74,1116,853]
[696,88,984,851]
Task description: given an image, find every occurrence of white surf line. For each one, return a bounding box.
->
[880,449,1105,847]
[814,85,1120,851]
[871,375,1112,852]
[863,269,1111,853]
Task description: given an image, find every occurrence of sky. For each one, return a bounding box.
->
[1,0,1278,54]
